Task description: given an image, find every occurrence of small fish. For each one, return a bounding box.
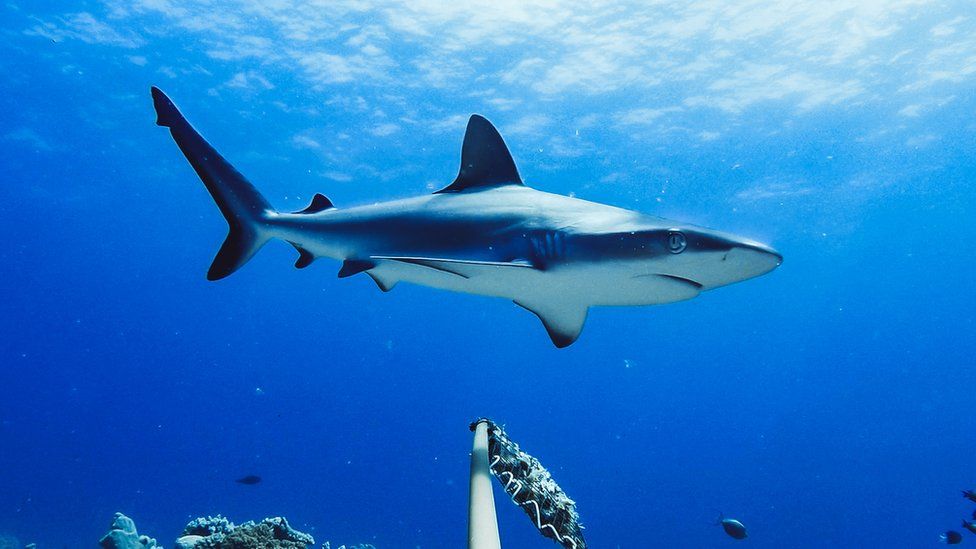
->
[962,520,976,535]
[235,475,261,485]
[963,489,976,503]
[717,515,747,540]
[941,530,963,544]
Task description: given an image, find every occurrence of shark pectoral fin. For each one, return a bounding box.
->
[371,256,536,278]
[515,299,589,348]
[338,259,376,278]
[291,244,315,269]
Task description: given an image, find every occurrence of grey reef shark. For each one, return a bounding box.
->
[151,87,782,348]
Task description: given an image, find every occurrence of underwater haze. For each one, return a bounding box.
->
[2,1,976,547]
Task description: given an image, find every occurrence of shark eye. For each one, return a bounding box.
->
[667,231,687,254]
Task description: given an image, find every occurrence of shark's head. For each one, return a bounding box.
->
[564,218,781,293]
[652,225,782,290]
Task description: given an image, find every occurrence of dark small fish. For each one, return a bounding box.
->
[717,516,748,540]
[941,530,963,544]
[235,475,261,485]
[962,520,976,535]
[963,490,976,503]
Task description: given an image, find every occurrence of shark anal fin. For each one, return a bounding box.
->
[291,244,314,269]
[294,193,335,214]
[435,115,523,193]
[514,299,589,348]
[371,256,536,278]
[338,258,375,278]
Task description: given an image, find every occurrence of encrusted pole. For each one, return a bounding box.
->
[468,419,502,549]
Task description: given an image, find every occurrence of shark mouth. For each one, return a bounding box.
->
[632,273,703,289]
[656,273,703,289]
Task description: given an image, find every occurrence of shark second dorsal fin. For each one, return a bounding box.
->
[435,115,523,193]
[294,193,335,214]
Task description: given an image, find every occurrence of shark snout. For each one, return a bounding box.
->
[729,241,782,280]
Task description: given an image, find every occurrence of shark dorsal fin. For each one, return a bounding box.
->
[435,115,523,194]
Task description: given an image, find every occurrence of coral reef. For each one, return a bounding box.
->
[0,534,21,549]
[175,516,314,549]
[180,515,236,538]
[99,512,372,548]
[99,513,160,549]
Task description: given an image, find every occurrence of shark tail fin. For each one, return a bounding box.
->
[151,86,276,280]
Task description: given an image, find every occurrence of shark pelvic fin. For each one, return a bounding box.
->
[435,115,523,193]
[366,271,397,292]
[293,193,334,214]
[515,299,589,348]
[338,259,375,278]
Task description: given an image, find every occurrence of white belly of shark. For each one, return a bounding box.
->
[151,86,782,348]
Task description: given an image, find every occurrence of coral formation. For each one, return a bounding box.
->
[181,515,236,538]
[98,512,371,548]
[98,513,160,549]
[0,534,21,549]
[175,516,314,549]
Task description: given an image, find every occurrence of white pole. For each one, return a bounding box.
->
[468,420,501,549]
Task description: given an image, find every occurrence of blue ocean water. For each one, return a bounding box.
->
[1,2,975,547]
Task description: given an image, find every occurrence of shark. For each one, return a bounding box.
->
[151,86,782,348]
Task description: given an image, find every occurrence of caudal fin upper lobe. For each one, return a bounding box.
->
[151,86,275,280]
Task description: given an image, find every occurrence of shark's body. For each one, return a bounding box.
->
[151,87,781,347]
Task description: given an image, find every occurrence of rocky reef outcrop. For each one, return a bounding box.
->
[99,513,160,549]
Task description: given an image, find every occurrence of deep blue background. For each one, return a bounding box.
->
[1,2,975,547]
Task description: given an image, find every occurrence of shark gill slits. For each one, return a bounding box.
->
[528,231,563,262]
[667,230,687,254]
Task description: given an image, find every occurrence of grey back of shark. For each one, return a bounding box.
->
[151,87,782,348]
